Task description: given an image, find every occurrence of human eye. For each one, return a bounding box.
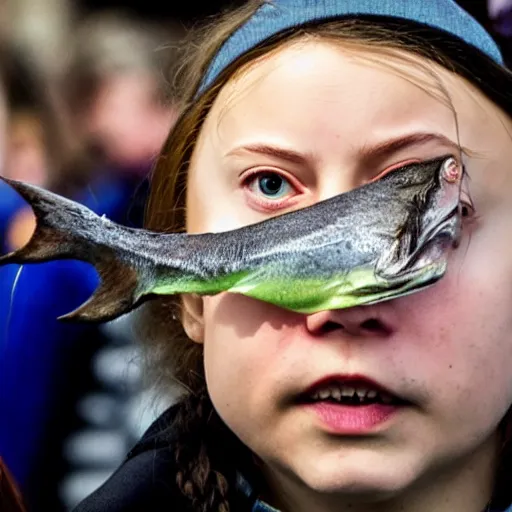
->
[459,167,477,222]
[241,170,304,212]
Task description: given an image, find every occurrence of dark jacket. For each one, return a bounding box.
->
[72,404,260,512]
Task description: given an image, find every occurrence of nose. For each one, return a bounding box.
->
[305,306,393,338]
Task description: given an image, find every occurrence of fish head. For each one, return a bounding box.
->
[374,156,463,291]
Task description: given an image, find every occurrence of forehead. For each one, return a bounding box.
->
[203,40,509,159]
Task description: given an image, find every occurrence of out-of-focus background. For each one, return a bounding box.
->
[0,1,510,510]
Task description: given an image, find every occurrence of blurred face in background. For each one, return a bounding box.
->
[4,110,48,186]
[83,72,177,171]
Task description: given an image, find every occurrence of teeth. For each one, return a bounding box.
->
[319,389,330,400]
[341,386,355,397]
[356,387,367,399]
[331,387,341,400]
[309,384,396,404]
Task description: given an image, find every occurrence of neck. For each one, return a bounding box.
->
[261,433,499,512]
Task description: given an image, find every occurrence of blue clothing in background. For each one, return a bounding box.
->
[0,179,26,254]
[0,260,100,486]
[0,171,148,502]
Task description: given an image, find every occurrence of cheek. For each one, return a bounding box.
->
[398,230,512,420]
[201,293,302,429]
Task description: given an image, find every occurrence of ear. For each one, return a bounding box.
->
[181,294,205,344]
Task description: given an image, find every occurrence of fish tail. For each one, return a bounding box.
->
[0,178,143,323]
[0,178,98,264]
[59,260,140,323]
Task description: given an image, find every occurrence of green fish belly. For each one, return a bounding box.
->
[150,262,445,313]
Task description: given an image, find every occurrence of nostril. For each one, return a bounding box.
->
[361,318,391,335]
[361,319,380,330]
[306,311,394,337]
[315,319,391,335]
[318,320,341,334]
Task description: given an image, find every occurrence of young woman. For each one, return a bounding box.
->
[6,1,512,511]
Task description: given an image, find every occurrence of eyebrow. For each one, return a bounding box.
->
[357,132,464,161]
[226,143,311,165]
[226,132,464,165]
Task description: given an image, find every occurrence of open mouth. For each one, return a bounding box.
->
[299,378,410,407]
[298,377,411,434]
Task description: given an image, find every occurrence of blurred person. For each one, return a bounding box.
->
[0,63,6,170]
[1,50,55,250]
[2,0,76,102]
[0,50,27,512]
[0,10,185,509]
[0,46,25,252]
[0,41,92,251]
[64,11,182,184]
[0,50,22,248]
[0,42,102,511]
[489,0,512,19]
[50,13,186,509]
[489,0,512,38]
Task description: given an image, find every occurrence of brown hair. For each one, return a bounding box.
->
[138,1,512,510]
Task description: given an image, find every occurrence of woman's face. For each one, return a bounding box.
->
[184,40,512,509]
[5,112,48,186]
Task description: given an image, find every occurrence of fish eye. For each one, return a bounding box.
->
[441,157,461,183]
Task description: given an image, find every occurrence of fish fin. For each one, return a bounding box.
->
[59,264,141,322]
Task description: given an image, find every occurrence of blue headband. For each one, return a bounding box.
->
[199,0,504,94]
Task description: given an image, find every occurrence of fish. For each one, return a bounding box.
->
[0,156,463,323]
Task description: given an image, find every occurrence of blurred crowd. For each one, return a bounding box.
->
[0,1,184,509]
[0,0,511,510]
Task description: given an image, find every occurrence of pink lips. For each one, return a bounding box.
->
[301,374,406,434]
[305,402,398,434]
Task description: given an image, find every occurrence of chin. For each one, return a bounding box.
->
[293,456,416,499]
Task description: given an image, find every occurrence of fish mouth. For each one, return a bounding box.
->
[369,203,461,297]
[307,208,458,308]
[394,206,460,278]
